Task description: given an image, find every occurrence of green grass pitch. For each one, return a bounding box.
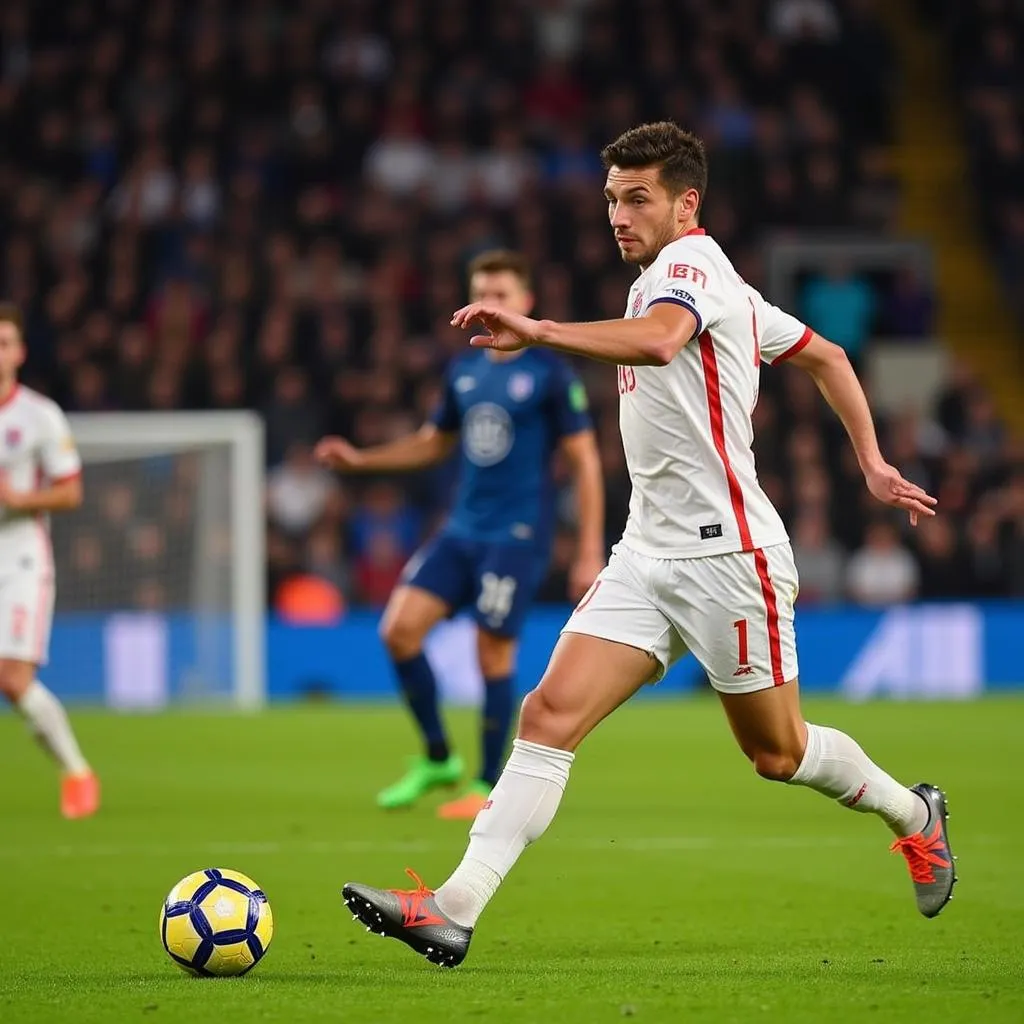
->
[1,696,1021,1023]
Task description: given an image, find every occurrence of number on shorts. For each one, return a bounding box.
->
[478,573,517,626]
[733,618,749,668]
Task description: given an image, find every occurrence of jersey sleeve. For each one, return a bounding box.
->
[38,401,82,482]
[546,359,593,439]
[429,367,461,433]
[642,244,727,339]
[757,298,813,365]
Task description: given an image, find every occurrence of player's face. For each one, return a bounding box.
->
[468,271,534,316]
[0,323,26,382]
[605,165,696,268]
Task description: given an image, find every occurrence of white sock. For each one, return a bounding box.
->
[16,681,90,776]
[435,738,574,928]
[789,723,928,836]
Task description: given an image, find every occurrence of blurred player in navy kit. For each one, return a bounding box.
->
[316,250,604,819]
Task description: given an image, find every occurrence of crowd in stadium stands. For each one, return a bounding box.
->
[943,0,1024,329]
[2,0,1023,615]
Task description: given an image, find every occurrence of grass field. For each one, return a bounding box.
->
[1,697,1021,1024]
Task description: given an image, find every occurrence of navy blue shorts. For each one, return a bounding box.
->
[402,534,548,638]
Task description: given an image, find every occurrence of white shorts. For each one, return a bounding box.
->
[0,573,55,665]
[562,542,799,694]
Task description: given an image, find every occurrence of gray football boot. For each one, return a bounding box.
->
[342,869,472,968]
[890,783,958,918]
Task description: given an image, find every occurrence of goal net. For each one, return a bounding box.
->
[50,412,265,709]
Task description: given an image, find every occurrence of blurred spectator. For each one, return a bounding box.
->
[0,0,1014,613]
[770,0,841,41]
[791,509,847,604]
[267,444,339,537]
[881,267,935,338]
[354,531,407,607]
[348,482,421,567]
[363,117,435,196]
[914,516,971,600]
[846,519,920,606]
[262,367,324,466]
[305,521,351,595]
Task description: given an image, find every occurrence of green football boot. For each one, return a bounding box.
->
[376,754,464,810]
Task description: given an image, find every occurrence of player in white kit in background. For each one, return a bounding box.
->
[342,123,955,967]
[0,304,98,819]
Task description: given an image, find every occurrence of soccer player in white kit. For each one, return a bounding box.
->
[0,305,99,819]
[342,123,955,966]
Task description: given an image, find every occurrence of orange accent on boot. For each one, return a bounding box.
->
[890,820,951,884]
[61,772,100,819]
[388,868,447,929]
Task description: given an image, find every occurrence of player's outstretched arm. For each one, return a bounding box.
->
[314,425,458,475]
[785,333,937,526]
[0,474,82,513]
[451,302,697,367]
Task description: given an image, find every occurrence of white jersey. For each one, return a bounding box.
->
[0,386,81,575]
[618,229,811,559]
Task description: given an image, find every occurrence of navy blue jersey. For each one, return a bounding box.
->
[431,349,591,549]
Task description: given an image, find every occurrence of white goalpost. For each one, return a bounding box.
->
[55,411,266,709]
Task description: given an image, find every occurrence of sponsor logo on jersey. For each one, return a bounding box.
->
[667,288,697,305]
[507,372,535,402]
[668,264,707,288]
[630,290,645,318]
[455,375,477,393]
[5,428,21,449]
[463,402,514,467]
[699,523,723,540]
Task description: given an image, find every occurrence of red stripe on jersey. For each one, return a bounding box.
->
[31,576,52,663]
[753,547,785,686]
[698,332,753,552]
[749,298,760,368]
[773,325,813,364]
[33,515,54,575]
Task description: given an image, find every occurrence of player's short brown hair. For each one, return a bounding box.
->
[601,121,708,205]
[467,249,532,291]
[0,303,24,339]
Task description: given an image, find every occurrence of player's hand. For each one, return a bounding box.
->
[569,552,605,602]
[451,303,543,353]
[314,436,365,472]
[864,461,937,527]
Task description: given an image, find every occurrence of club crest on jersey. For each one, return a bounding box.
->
[5,427,21,449]
[463,402,514,466]
[631,290,645,318]
[508,372,535,402]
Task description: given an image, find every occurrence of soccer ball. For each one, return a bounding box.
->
[160,868,273,977]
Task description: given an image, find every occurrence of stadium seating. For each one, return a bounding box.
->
[0,0,1020,607]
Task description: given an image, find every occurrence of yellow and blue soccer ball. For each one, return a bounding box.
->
[159,868,273,977]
